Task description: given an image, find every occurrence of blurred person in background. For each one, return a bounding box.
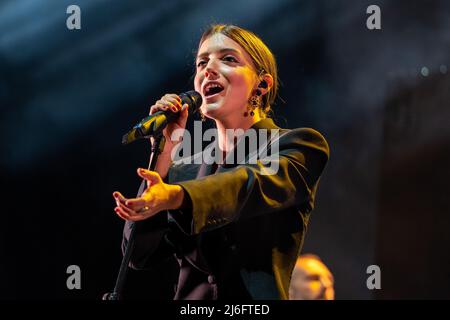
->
[289,254,335,300]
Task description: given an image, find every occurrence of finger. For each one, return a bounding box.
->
[162,100,180,112]
[116,206,146,222]
[113,191,128,204]
[151,99,180,114]
[116,201,135,215]
[113,192,143,215]
[180,103,189,118]
[114,206,132,220]
[137,168,162,185]
[150,99,175,113]
[115,205,147,220]
[154,101,174,111]
[162,97,183,110]
[125,198,148,211]
[159,99,177,109]
[150,104,169,115]
[164,94,181,104]
[155,102,171,109]
[172,98,183,109]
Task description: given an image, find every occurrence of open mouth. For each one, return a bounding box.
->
[203,82,224,97]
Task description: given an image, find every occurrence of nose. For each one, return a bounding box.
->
[205,67,218,79]
[318,276,334,299]
[204,60,219,79]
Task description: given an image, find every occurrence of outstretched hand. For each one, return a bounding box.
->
[113,168,184,221]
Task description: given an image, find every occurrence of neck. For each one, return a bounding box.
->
[214,112,264,153]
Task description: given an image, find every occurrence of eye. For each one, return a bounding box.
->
[197,60,207,68]
[306,275,321,281]
[223,55,238,63]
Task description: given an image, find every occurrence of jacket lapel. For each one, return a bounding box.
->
[196,140,219,178]
[218,118,281,172]
[196,118,281,176]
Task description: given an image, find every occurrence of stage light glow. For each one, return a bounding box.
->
[420,67,429,77]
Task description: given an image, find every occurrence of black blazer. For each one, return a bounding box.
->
[123,118,330,299]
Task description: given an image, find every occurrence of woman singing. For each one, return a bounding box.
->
[113,24,330,300]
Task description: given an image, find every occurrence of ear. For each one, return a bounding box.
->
[258,73,274,96]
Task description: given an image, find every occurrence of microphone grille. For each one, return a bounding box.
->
[180,91,202,111]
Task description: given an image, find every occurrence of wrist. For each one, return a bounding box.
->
[170,185,184,210]
[159,150,173,158]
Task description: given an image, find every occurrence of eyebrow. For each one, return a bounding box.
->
[196,48,241,60]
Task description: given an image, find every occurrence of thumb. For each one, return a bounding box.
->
[180,103,189,117]
[137,168,162,185]
[177,103,189,126]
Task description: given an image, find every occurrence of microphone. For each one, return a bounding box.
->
[122,91,202,145]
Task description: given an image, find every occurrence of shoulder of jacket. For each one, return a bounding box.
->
[278,127,330,156]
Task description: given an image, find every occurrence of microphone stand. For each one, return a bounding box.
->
[103,134,166,300]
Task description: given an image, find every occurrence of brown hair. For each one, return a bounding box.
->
[198,24,279,116]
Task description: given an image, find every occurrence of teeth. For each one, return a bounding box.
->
[204,83,223,95]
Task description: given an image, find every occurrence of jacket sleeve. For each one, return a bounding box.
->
[174,128,330,235]
[122,212,174,270]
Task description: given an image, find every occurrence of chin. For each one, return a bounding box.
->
[202,102,222,116]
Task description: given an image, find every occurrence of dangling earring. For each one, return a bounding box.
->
[245,89,261,117]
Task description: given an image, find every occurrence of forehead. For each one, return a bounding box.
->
[297,259,330,276]
[197,33,253,63]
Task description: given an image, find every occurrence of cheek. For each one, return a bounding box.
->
[308,281,322,294]
[227,68,255,95]
[194,73,204,93]
[194,74,202,92]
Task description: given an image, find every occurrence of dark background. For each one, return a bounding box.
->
[1,0,449,299]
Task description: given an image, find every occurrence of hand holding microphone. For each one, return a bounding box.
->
[114,92,201,221]
[122,91,202,146]
[149,93,189,155]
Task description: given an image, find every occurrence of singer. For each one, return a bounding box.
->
[113,24,330,300]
